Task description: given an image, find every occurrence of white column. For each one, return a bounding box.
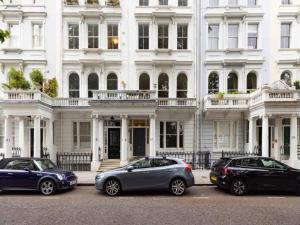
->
[4,116,12,158]
[19,118,28,157]
[262,115,269,157]
[121,115,128,166]
[91,116,100,171]
[248,117,256,153]
[290,115,298,166]
[274,118,281,160]
[98,118,104,160]
[149,114,156,157]
[46,119,55,162]
[34,116,41,158]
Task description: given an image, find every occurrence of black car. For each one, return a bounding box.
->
[210,156,300,196]
[0,158,77,195]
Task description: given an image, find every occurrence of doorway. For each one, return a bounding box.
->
[30,128,44,157]
[258,126,273,157]
[108,128,121,159]
[133,128,146,157]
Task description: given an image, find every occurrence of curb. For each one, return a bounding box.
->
[77,183,215,187]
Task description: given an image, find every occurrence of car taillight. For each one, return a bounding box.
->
[183,161,192,173]
[220,167,231,175]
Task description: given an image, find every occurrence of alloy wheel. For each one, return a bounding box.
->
[171,179,186,196]
[40,180,55,196]
[232,180,247,196]
[105,179,120,196]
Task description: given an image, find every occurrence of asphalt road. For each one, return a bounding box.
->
[1,186,300,225]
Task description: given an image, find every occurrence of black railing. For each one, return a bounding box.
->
[156,151,211,169]
[12,147,21,158]
[42,147,50,159]
[0,153,4,160]
[221,151,259,158]
[56,152,93,171]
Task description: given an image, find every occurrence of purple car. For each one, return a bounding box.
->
[0,158,77,195]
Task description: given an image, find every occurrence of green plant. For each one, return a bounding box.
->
[213,92,224,100]
[107,0,120,6]
[43,78,58,97]
[2,68,30,90]
[294,80,300,90]
[0,0,10,44]
[30,69,44,90]
[87,0,99,4]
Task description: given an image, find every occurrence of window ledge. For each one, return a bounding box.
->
[83,48,103,54]
[225,48,244,54]
[278,48,300,52]
[155,49,172,55]
[1,48,23,54]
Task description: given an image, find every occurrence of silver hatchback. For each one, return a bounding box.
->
[95,157,194,196]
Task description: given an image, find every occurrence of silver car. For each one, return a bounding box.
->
[95,157,194,196]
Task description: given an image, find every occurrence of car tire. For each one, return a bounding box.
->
[170,178,186,196]
[104,179,121,196]
[230,178,247,196]
[40,179,56,196]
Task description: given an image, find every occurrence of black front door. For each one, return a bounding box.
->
[133,128,146,157]
[30,128,44,157]
[108,128,121,159]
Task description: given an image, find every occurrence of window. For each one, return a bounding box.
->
[213,121,238,151]
[88,24,99,48]
[248,0,256,6]
[247,72,257,92]
[4,160,36,171]
[248,24,258,49]
[177,73,187,98]
[281,0,290,4]
[228,24,239,48]
[107,73,118,90]
[158,73,169,97]
[260,158,286,169]
[281,23,290,48]
[32,24,42,48]
[160,121,184,149]
[178,0,187,6]
[151,159,177,167]
[209,0,219,7]
[139,73,150,90]
[208,73,219,94]
[73,122,91,150]
[158,24,169,49]
[159,0,168,5]
[208,24,219,49]
[228,0,238,6]
[132,158,151,169]
[0,121,4,148]
[139,0,149,6]
[88,73,99,98]
[281,71,292,86]
[107,24,118,49]
[177,24,188,49]
[228,72,238,92]
[69,73,80,98]
[138,24,149,49]
[8,23,19,48]
[68,24,79,49]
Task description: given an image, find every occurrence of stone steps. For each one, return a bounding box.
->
[98,160,121,172]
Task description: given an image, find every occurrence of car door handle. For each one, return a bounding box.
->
[7,173,13,175]
[167,170,173,173]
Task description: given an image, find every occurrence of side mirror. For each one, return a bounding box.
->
[127,166,134,172]
[24,167,31,172]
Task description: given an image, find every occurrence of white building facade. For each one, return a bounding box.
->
[200,0,300,168]
[0,0,197,170]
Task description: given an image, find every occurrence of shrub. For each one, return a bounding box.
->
[30,69,44,90]
[294,80,300,90]
[2,68,31,90]
[44,78,58,97]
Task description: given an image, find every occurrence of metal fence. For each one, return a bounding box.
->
[12,147,21,157]
[156,151,211,169]
[42,147,50,159]
[56,152,93,171]
[0,153,4,160]
[221,151,259,158]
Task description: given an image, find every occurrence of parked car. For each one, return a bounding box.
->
[0,158,77,195]
[210,156,300,196]
[95,157,194,196]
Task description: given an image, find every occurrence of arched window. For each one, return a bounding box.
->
[69,73,80,98]
[107,73,118,90]
[227,72,238,93]
[139,73,150,90]
[247,72,257,93]
[177,73,187,98]
[158,73,169,98]
[281,71,292,86]
[88,73,99,98]
[208,72,219,94]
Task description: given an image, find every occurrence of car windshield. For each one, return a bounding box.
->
[213,158,231,168]
[34,159,57,170]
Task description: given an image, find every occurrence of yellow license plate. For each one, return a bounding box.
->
[210,176,217,183]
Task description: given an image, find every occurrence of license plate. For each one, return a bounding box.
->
[210,176,217,183]
[70,180,77,186]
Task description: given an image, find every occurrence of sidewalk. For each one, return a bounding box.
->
[74,170,212,186]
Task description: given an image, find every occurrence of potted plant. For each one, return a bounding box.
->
[2,68,31,90]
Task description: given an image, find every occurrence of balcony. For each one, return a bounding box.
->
[158,98,197,109]
[204,94,250,111]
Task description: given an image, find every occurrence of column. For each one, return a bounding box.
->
[248,117,256,153]
[19,118,28,157]
[34,116,41,158]
[120,115,128,166]
[98,118,104,161]
[4,116,12,158]
[290,115,298,166]
[274,118,282,160]
[149,114,156,157]
[91,116,99,171]
[46,119,55,162]
[262,115,269,157]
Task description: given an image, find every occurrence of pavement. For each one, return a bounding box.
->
[1,186,300,225]
[74,169,212,186]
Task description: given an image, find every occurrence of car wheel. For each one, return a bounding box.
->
[170,178,186,196]
[40,179,56,196]
[230,179,247,196]
[104,179,121,196]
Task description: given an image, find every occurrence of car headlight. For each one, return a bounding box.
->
[56,174,65,181]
